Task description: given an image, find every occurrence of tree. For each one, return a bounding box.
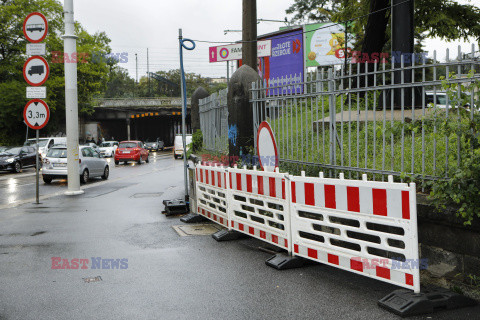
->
[286,0,480,54]
[0,0,114,145]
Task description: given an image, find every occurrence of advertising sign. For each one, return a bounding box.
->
[305,23,353,67]
[209,40,271,63]
[258,28,304,95]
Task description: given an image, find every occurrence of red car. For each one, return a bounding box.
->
[114,141,149,165]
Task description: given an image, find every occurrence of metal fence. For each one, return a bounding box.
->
[251,46,480,183]
[199,88,228,153]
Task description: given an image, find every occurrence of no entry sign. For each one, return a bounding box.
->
[23,12,48,43]
[23,99,50,130]
[23,56,49,86]
[257,121,279,172]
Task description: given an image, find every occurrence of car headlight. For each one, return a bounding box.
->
[6,158,14,163]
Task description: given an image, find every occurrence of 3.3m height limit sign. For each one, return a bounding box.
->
[23,99,50,130]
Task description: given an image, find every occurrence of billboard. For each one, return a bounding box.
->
[209,40,271,63]
[305,22,353,67]
[258,28,304,95]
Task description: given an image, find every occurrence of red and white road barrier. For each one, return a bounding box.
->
[290,172,420,293]
[193,164,420,292]
[228,165,291,252]
[195,162,229,227]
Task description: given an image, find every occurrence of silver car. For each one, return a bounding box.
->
[42,146,109,184]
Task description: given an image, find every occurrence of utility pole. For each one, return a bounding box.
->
[242,0,257,71]
[147,48,150,97]
[63,0,83,195]
[392,0,415,106]
[135,53,138,97]
[135,53,138,83]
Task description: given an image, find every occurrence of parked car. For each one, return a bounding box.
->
[144,139,165,152]
[114,141,149,165]
[42,146,109,184]
[0,146,39,173]
[173,134,192,159]
[99,141,119,157]
[0,146,7,153]
[425,91,476,110]
[24,137,66,159]
[84,142,100,153]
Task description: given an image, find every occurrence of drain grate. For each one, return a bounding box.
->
[83,276,102,283]
[131,192,164,198]
[172,224,222,236]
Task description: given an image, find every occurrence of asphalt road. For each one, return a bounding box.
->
[0,151,175,209]
[0,154,479,320]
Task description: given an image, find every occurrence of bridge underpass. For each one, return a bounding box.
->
[86,98,191,146]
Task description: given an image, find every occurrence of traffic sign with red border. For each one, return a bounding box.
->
[23,56,50,86]
[23,99,50,130]
[257,121,279,172]
[23,12,48,43]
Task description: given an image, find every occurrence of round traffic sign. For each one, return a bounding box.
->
[23,56,49,86]
[257,121,279,172]
[23,99,50,130]
[23,12,48,43]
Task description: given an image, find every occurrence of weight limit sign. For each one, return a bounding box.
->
[23,99,50,130]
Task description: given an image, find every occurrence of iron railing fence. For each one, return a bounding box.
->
[199,88,228,153]
[252,46,480,184]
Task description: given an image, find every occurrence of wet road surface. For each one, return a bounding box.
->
[0,153,479,320]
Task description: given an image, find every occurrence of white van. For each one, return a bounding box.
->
[25,137,67,158]
[173,134,192,159]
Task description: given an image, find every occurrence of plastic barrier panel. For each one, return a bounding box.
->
[228,166,291,252]
[290,173,420,293]
[195,163,229,227]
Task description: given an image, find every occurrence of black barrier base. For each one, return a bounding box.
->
[378,287,477,317]
[180,213,208,223]
[265,253,305,270]
[212,229,244,241]
[163,199,189,216]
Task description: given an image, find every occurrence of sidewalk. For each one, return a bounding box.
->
[0,162,478,319]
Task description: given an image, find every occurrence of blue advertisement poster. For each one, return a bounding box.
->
[258,28,304,95]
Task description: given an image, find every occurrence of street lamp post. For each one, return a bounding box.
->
[63,0,83,195]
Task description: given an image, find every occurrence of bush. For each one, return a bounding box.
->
[192,129,203,153]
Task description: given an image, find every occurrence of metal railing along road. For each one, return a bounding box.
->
[199,88,228,153]
[251,46,480,183]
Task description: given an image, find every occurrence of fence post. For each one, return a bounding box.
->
[328,68,336,166]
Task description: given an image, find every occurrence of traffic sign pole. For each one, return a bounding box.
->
[35,129,39,204]
[63,0,83,195]
[23,11,49,205]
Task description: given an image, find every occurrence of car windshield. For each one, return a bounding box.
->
[0,147,21,156]
[25,139,48,147]
[47,148,67,158]
[119,142,137,149]
[100,142,113,147]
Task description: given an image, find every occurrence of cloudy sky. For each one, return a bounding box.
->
[60,0,479,80]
